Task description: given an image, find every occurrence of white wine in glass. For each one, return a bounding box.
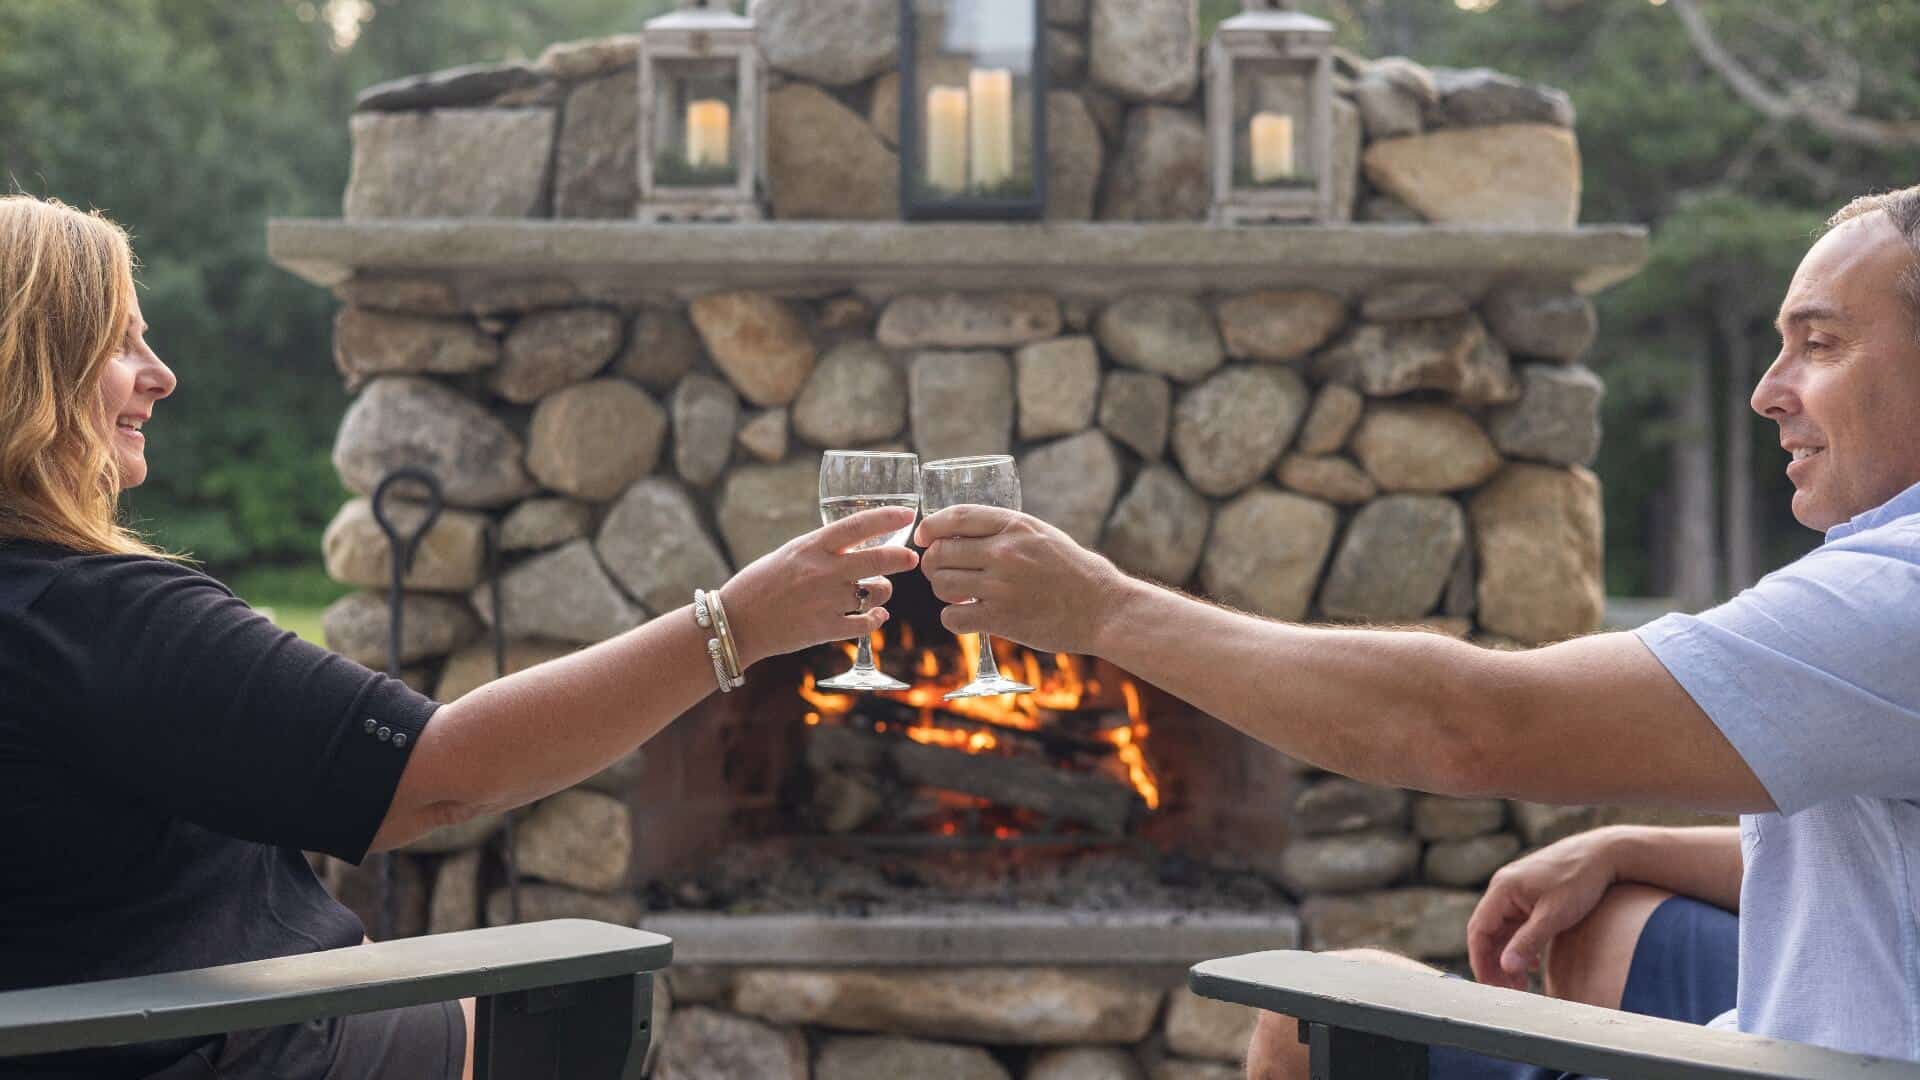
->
[817,450,920,692]
[919,454,1035,700]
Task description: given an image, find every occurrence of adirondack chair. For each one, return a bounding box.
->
[0,920,670,1080]
[1190,949,1920,1080]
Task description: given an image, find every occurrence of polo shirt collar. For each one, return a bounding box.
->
[1825,480,1920,544]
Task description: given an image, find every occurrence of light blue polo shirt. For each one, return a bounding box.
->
[1635,480,1920,1060]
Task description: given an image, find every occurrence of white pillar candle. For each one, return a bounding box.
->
[1250,111,1294,183]
[926,86,970,193]
[968,68,1013,189]
[686,99,731,169]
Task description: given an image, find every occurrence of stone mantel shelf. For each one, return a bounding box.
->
[268,220,1648,300]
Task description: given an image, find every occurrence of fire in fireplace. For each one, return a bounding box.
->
[796,624,1161,848]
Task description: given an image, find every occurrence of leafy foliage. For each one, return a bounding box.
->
[2,0,1916,600]
[0,0,666,580]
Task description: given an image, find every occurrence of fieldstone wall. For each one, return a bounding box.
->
[303,4,1664,1075]
[315,271,1621,1072]
[342,0,1581,227]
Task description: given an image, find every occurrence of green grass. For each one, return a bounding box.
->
[226,564,343,646]
[259,603,329,646]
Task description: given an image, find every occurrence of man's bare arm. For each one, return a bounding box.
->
[1603,825,1744,911]
[916,507,1772,814]
[1091,575,1772,811]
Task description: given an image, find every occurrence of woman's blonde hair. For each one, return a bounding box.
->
[0,195,166,556]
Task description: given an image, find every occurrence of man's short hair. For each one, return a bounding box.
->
[1827,185,1920,343]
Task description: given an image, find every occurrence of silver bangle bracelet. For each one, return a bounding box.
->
[707,639,734,693]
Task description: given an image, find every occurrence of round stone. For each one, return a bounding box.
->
[526,379,668,501]
[1198,488,1337,621]
[597,477,733,614]
[688,291,817,407]
[490,308,622,404]
[1214,290,1348,362]
[1171,366,1311,497]
[1096,293,1223,383]
[1349,404,1501,493]
[791,341,907,447]
[1101,465,1211,586]
[1019,431,1123,546]
[671,374,742,488]
[332,376,535,509]
[1319,495,1467,621]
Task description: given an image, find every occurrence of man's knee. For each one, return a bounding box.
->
[1247,1008,1300,1079]
[1246,949,1434,1080]
[1543,882,1673,1009]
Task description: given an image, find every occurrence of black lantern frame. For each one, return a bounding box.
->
[898,0,1049,221]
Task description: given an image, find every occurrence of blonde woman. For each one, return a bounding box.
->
[0,194,916,1079]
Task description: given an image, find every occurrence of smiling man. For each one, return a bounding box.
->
[914,184,1920,1075]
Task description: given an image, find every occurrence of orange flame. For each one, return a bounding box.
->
[802,634,1161,810]
[1106,681,1160,809]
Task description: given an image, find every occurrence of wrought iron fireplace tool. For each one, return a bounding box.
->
[370,466,523,938]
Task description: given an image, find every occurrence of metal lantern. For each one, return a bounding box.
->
[1207,0,1335,224]
[639,0,764,222]
[898,0,1048,220]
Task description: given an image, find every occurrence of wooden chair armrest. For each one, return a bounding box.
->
[0,920,670,1066]
[1190,950,1920,1080]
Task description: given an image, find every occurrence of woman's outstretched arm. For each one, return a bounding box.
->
[369,506,916,850]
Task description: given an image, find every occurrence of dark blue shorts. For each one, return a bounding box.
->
[1429,893,1739,1080]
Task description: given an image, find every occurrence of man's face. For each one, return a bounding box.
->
[1753,211,1920,531]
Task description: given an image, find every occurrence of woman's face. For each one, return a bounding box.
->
[98,296,176,489]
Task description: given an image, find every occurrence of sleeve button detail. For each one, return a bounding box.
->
[363,718,378,734]
[391,733,408,749]
[376,725,391,742]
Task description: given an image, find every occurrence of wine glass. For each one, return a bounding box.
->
[817,450,921,692]
[919,455,1035,700]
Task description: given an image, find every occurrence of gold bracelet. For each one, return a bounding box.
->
[707,588,746,689]
[693,589,733,693]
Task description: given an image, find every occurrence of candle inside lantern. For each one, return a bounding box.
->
[686,99,732,169]
[1250,111,1295,183]
[968,68,1013,189]
[926,86,970,193]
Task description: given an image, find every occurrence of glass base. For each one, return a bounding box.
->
[944,674,1035,700]
[818,667,910,692]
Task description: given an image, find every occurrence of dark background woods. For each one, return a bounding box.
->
[3,0,1916,610]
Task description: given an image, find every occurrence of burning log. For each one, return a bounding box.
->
[848,697,1118,758]
[808,723,1141,835]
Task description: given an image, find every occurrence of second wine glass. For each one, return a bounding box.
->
[919,454,1035,700]
[817,450,920,692]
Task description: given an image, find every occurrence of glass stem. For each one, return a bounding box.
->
[971,633,1000,682]
[852,632,878,673]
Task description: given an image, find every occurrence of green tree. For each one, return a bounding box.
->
[1316,0,1920,600]
[0,0,663,587]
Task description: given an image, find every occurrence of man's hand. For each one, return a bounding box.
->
[1467,828,1620,989]
[915,506,1125,656]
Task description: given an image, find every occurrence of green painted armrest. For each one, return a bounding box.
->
[0,919,671,1059]
[1190,950,1920,1080]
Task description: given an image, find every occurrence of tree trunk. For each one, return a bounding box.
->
[1669,348,1721,610]
[1717,301,1760,593]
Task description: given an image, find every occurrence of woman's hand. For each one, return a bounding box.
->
[719,507,919,668]
[1467,827,1622,989]
[915,506,1126,656]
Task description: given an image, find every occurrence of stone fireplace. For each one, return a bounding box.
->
[275,5,1662,1075]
